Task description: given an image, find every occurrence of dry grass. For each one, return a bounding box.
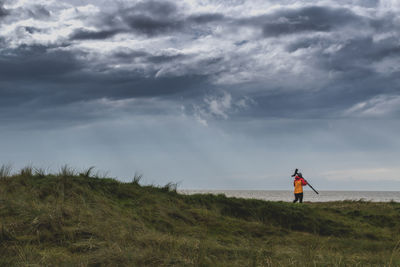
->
[0,166,399,266]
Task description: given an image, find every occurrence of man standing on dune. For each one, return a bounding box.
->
[293,172,307,203]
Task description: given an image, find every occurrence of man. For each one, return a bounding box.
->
[293,172,307,203]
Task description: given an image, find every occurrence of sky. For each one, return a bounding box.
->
[0,0,399,190]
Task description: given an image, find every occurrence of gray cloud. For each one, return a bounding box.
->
[187,13,225,24]
[133,1,178,17]
[1,4,51,24]
[26,5,51,19]
[79,1,226,39]
[113,1,183,36]
[325,38,400,68]
[0,0,400,127]
[122,10,225,36]
[70,29,121,40]
[23,26,42,34]
[0,3,9,18]
[286,35,400,76]
[0,41,215,126]
[0,45,210,99]
[0,45,80,80]
[124,15,183,36]
[260,6,363,37]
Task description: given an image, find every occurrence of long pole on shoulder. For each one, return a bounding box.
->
[292,168,319,195]
[304,180,319,195]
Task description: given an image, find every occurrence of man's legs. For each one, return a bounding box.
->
[294,193,303,203]
[293,194,299,203]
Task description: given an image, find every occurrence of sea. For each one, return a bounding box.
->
[179,190,400,202]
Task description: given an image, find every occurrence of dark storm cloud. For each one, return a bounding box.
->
[234,31,400,119]
[0,3,9,18]
[369,15,398,32]
[0,75,212,128]
[122,10,225,36]
[133,0,178,17]
[260,6,362,37]
[0,42,213,124]
[81,1,226,39]
[325,38,400,70]
[286,35,400,74]
[242,75,398,120]
[268,20,400,117]
[146,53,186,63]
[109,48,186,65]
[187,13,225,24]
[341,0,379,8]
[23,26,42,34]
[285,35,328,52]
[99,74,210,99]
[264,0,379,8]
[112,49,150,61]
[0,45,81,80]
[0,44,84,110]
[2,0,400,126]
[124,15,183,36]
[80,3,371,42]
[70,29,121,40]
[119,1,183,36]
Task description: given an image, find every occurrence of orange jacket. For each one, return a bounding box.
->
[294,176,307,193]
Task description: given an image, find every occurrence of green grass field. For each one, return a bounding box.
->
[0,166,399,266]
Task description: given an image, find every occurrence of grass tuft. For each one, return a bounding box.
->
[162,182,178,193]
[33,167,47,177]
[131,172,143,185]
[58,164,76,177]
[80,166,95,178]
[0,164,12,179]
[19,165,33,177]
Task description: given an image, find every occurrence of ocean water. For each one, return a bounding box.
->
[179,190,400,202]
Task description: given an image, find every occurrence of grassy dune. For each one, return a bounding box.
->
[0,166,399,266]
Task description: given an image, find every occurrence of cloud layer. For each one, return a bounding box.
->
[0,0,399,126]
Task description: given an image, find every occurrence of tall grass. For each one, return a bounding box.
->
[162,182,178,192]
[19,165,33,177]
[0,164,12,179]
[389,239,400,267]
[80,166,95,178]
[131,172,143,185]
[0,166,398,266]
[34,167,47,177]
[58,164,76,177]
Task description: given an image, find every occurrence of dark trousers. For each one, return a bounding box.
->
[293,193,303,203]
